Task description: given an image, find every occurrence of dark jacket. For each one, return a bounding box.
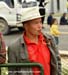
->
[60,16,68,25]
[8,33,61,75]
[47,15,53,25]
[37,0,45,23]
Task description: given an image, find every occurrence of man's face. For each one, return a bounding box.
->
[24,18,43,36]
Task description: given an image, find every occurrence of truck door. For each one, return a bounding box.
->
[4,0,16,26]
[0,0,17,34]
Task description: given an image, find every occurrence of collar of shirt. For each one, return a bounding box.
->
[23,32,46,45]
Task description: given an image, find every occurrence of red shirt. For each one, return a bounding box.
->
[24,33,51,75]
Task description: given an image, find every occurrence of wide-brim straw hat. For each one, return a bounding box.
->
[18,6,43,23]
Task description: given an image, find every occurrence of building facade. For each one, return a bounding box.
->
[45,0,67,13]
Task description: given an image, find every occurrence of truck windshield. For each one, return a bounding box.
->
[22,0,37,8]
[24,0,36,2]
[4,0,14,8]
[18,0,22,4]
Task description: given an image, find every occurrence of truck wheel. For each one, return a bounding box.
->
[0,19,10,35]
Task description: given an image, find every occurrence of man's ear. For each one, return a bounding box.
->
[23,22,28,31]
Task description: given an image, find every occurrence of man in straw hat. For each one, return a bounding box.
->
[8,6,61,75]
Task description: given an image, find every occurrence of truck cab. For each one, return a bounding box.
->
[0,0,38,34]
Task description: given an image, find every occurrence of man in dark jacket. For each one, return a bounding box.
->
[37,0,45,24]
[37,0,49,24]
[60,13,68,25]
[8,7,61,75]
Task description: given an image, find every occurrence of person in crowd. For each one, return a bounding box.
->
[37,0,46,24]
[0,32,6,74]
[47,13,54,27]
[50,18,61,45]
[8,7,61,75]
[60,13,68,25]
[0,32,6,64]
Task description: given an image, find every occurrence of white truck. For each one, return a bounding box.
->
[0,0,37,34]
